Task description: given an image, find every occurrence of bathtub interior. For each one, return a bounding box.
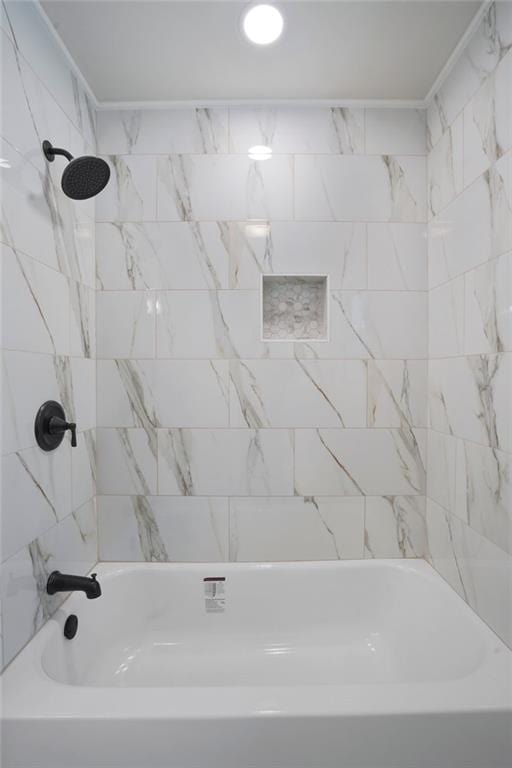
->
[41,562,488,688]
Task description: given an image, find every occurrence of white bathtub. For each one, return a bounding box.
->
[2,559,511,768]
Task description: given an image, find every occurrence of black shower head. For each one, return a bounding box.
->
[42,140,110,200]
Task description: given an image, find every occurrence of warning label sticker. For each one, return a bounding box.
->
[203,577,226,613]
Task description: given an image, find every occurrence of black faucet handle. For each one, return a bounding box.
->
[48,415,77,447]
[68,422,77,447]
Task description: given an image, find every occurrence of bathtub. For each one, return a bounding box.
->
[1,559,511,768]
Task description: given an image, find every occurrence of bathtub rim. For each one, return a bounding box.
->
[2,558,512,722]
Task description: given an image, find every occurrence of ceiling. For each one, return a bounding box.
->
[41,0,482,104]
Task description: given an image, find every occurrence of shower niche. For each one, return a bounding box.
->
[261,275,328,341]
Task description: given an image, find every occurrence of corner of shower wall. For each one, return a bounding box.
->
[0,0,98,671]
[425,1,512,648]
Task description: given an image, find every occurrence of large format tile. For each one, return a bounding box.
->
[228,107,365,154]
[427,3,512,148]
[96,291,156,358]
[295,291,427,360]
[428,154,512,287]
[367,359,427,428]
[96,222,230,290]
[229,359,367,428]
[367,223,427,290]
[2,244,70,355]
[426,430,457,516]
[95,155,156,222]
[230,497,365,561]
[158,429,294,496]
[156,290,293,359]
[2,351,74,454]
[365,109,426,155]
[428,277,465,358]
[429,354,511,451]
[0,500,97,667]
[455,440,512,555]
[426,498,512,649]
[97,359,229,428]
[98,496,229,562]
[294,428,426,497]
[364,496,428,559]
[227,221,367,290]
[463,49,512,187]
[464,252,512,354]
[96,428,157,495]
[97,109,229,155]
[428,115,463,217]
[295,155,426,222]
[2,442,71,561]
[157,155,293,221]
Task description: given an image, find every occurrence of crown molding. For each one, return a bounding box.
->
[423,0,491,105]
[95,98,426,111]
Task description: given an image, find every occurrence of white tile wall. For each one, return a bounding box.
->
[95,104,428,590]
[426,4,512,648]
[1,1,97,671]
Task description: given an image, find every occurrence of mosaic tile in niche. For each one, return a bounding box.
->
[262,275,327,340]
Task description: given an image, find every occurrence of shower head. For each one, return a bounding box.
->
[42,140,110,200]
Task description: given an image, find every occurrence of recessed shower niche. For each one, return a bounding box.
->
[261,275,328,341]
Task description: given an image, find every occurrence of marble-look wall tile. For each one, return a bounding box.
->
[69,282,95,358]
[227,221,367,290]
[0,500,97,667]
[426,498,512,648]
[364,496,428,559]
[2,351,71,454]
[156,290,293,359]
[428,354,511,452]
[294,428,426,497]
[96,222,230,290]
[365,109,426,155]
[97,109,229,155]
[428,276,465,358]
[428,114,463,217]
[367,359,427,428]
[463,50,512,187]
[426,430,457,516]
[1,442,71,561]
[96,290,156,358]
[230,497,365,561]
[428,154,512,288]
[2,244,70,355]
[464,253,512,354]
[0,139,95,285]
[229,359,367,428]
[228,108,365,154]
[427,3,512,149]
[98,495,229,562]
[2,1,95,145]
[455,440,512,555]
[97,359,230,429]
[70,357,96,431]
[367,223,427,291]
[295,155,426,222]
[96,427,157,496]
[156,155,293,221]
[95,155,155,222]
[157,429,294,496]
[295,291,427,360]
[71,429,96,512]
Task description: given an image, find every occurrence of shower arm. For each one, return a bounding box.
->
[42,140,73,163]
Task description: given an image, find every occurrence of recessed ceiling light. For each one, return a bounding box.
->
[242,4,284,46]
